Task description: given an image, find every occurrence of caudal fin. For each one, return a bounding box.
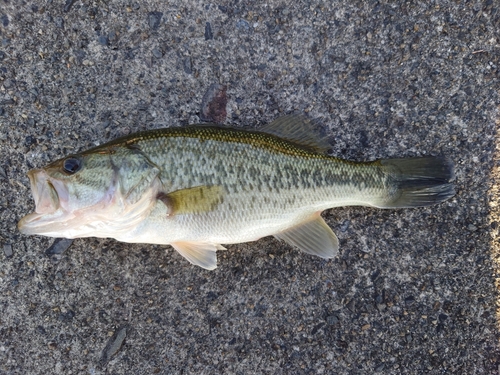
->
[379,157,455,208]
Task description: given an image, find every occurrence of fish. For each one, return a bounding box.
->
[18,115,455,270]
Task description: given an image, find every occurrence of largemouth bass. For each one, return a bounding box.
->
[18,115,455,269]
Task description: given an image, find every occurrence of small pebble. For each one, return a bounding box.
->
[48,342,58,350]
[45,238,73,263]
[148,12,163,30]
[46,238,73,255]
[98,35,109,46]
[236,19,250,30]
[326,315,339,325]
[374,363,385,372]
[405,295,415,306]
[3,79,14,89]
[100,326,128,365]
[24,135,37,147]
[1,15,9,27]
[54,16,64,29]
[340,220,350,232]
[63,0,77,13]
[205,22,213,40]
[467,224,477,231]
[0,166,7,180]
[183,57,192,74]
[152,47,162,58]
[58,310,75,322]
[439,313,448,322]
[3,244,13,257]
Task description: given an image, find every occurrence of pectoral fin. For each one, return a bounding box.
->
[157,185,224,216]
[274,213,338,259]
[171,241,226,270]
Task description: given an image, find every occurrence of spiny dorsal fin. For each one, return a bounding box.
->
[157,185,224,216]
[260,115,331,153]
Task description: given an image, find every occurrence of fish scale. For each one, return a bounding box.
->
[143,134,381,197]
[18,115,455,270]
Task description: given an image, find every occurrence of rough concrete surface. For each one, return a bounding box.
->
[0,1,499,374]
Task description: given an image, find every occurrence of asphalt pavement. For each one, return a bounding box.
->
[0,1,499,374]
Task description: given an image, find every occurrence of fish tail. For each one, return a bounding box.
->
[377,156,455,208]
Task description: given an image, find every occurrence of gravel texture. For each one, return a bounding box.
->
[1,1,499,374]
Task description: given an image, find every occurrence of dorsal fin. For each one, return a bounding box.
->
[259,115,331,153]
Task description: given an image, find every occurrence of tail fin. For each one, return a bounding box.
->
[379,157,455,208]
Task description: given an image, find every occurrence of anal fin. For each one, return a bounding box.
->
[274,213,338,259]
[171,241,226,270]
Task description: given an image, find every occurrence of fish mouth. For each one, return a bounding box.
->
[18,169,70,235]
[28,169,62,214]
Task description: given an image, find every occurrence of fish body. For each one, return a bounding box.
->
[18,116,455,269]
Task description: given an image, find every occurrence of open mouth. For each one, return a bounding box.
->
[18,169,70,235]
[28,169,61,214]
[28,169,59,214]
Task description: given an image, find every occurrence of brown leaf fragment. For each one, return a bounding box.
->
[200,83,227,124]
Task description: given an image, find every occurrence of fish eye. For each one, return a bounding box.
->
[62,156,83,174]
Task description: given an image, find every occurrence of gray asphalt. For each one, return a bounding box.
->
[1,1,499,374]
